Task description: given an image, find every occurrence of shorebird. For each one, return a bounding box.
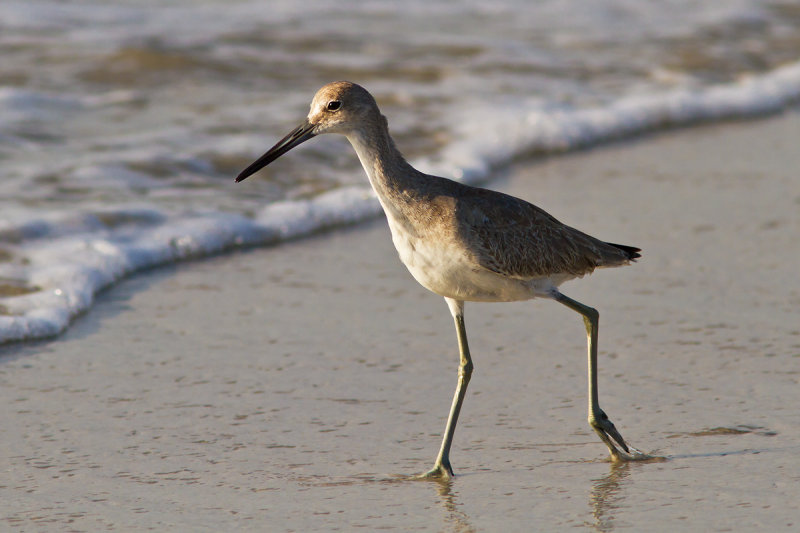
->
[236,81,648,478]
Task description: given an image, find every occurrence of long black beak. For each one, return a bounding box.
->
[235,119,316,182]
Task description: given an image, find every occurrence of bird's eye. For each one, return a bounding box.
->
[327,100,341,111]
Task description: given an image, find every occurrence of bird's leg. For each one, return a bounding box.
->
[420,298,473,479]
[555,292,645,461]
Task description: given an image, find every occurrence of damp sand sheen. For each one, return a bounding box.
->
[1,96,798,531]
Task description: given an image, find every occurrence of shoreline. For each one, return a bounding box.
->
[2,111,799,531]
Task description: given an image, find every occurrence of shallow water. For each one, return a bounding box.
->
[3,0,800,208]
[2,0,800,342]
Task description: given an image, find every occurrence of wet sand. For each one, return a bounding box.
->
[2,111,799,531]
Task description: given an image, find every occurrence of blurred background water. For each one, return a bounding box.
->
[1,0,800,342]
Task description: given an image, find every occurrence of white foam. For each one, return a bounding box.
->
[2,60,800,344]
[431,60,800,186]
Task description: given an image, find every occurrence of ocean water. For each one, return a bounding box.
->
[1,0,800,343]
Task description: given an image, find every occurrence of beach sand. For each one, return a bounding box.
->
[2,110,799,531]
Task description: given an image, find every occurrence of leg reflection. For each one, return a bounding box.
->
[432,478,475,533]
[590,461,632,532]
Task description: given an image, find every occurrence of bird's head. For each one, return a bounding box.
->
[235,81,379,182]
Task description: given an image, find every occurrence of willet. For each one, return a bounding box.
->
[236,81,648,478]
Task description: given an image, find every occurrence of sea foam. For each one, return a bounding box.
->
[2,60,800,344]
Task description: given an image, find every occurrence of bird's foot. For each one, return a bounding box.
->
[415,460,454,480]
[590,408,652,462]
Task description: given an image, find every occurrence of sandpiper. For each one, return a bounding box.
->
[236,81,647,478]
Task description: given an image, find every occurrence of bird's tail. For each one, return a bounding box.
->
[606,243,641,261]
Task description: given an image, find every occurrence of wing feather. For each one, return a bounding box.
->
[449,186,634,279]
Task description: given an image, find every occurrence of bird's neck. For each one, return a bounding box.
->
[345,115,421,206]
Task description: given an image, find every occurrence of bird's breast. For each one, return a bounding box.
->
[385,215,542,303]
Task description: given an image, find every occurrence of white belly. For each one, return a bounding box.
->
[387,220,553,303]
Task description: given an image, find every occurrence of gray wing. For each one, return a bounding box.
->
[451,186,633,279]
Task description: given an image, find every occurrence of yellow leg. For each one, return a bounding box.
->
[555,292,646,461]
[420,298,473,478]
